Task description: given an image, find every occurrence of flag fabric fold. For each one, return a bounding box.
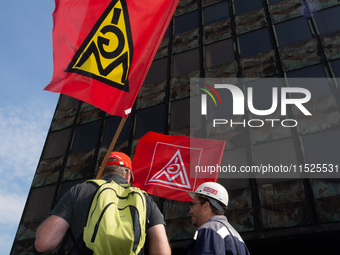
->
[45,0,179,117]
[132,132,226,201]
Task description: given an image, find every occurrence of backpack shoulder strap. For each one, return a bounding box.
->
[214,220,240,255]
[85,179,107,186]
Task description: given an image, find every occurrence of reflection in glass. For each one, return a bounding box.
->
[135,104,166,138]
[102,116,132,145]
[234,0,263,16]
[302,129,340,165]
[205,39,234,68]
[275,17,313,47]
[174,11,199,35]
[144,58,168,85]
[42,128,72,159]
[203,2,230,25]
[71,121,101,152]
[173,49,199,77]
[239,28,272,58]
[314,5,340,35]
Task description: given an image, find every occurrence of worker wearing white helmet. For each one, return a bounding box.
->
[185,182,250,255]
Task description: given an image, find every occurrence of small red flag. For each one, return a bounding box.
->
[132,132,226,201]
[45,0,179,117]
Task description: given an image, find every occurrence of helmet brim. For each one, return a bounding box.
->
[188,191,196,199]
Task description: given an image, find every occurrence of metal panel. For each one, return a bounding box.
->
[77,102,102,125]
[155,38,169,60]
[51,104,77,131]
[164,200,191,220]
[260,201,314,228]
[228,188,253,210]
[227,209,255,232]
[241,50,278,78]
[173,29,199,54]
[204,19,232,45]
[235,8,267,35]
[205,62,238,78]
[280,39,321,71]
[171,71,200,101]
[15,222,40,242]
[259,180,306,206]
[137,81,167,109]
[318,0,340,10]
[295,94,340,135]
[10,239,40,255]
[310,179,340,198]
[32,156,64,187]
[202,0,224,8]
[166,217,196,241]
[315,196,340,222]
[175,0,198,16]
[62,149,96,181]
[322,31,340,61]
[268,0,303,24]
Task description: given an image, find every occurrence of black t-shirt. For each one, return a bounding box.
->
[50,173,165,253]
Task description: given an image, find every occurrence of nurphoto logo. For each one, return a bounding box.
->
[195,79,312,128]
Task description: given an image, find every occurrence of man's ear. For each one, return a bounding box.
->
[202,201,210,211]
[125,169,131,183]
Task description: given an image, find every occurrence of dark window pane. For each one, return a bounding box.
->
[331,59,340,78]
[268,0,286,4]
[205,40,234,66]
[203,2,230,25]
[286,64,326,78]
[42,128,72,159]
[239,28,272,58]
[57,95,78,111]
[163,25,170,39]
[170,98,190,130]
[102,116,132,145]
[23,185,56,223]
[219,148,250,189]
[275,17,313,47]
[302,129,340,165]
[205,39,234,68]
[144,58,168,85]
[71,121,101,152]
[234,0,263,15]
[173,49,199,77]
[253,139,298,166]
[314,5,340,35]
[58,179,87,202]
[174,11,199,35]
[287,66,331,100]
[135,105,166,138]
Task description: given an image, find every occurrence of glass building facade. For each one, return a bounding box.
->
[11,0,340,254]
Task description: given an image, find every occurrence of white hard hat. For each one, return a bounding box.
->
[188,182,229,213]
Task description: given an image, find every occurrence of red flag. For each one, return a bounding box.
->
[132,132,226,201]
[45,0,179,117]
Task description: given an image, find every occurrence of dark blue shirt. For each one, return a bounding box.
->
[185,215,250,255]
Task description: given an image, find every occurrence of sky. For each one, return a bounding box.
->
[0,0,59,254]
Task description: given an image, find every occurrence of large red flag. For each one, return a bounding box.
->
[132,132,226,201]
[45,0,179,117]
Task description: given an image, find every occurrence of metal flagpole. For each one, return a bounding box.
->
[95,117,127,179]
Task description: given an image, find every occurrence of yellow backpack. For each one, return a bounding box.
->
[83,179,147,255]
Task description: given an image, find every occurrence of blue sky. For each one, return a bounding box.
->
[0,0,58,254]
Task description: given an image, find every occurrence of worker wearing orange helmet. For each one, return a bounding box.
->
[35,152,170,255]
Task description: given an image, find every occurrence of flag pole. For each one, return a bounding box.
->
[95,117,127,179]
